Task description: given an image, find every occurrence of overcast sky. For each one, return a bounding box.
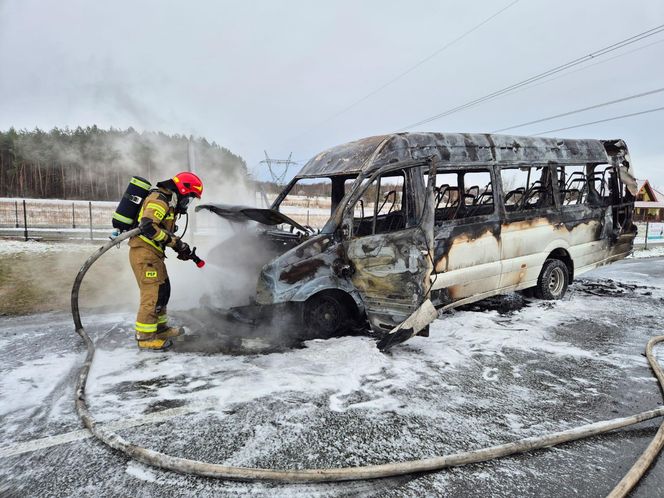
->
[1,0,663,186]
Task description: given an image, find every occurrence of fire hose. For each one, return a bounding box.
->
[71,228,664,495]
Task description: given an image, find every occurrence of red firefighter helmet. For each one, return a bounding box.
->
[172,172,203,198]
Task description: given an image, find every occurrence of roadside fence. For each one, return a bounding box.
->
[0,198,116,241]
[0,195,331,242]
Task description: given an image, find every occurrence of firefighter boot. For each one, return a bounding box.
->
[136,327,182,341]
[155,325,185,340]
[137,337,172,351]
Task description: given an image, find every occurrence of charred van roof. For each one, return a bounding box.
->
[296,132,619,178]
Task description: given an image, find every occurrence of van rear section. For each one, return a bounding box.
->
[427,137,636,312]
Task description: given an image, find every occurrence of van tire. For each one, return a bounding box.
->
[302,293,349,339]
[535,259,569,300]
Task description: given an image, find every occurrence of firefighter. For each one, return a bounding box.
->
[128,171,203,351]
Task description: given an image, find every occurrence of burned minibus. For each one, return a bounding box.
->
[198,133,637,346]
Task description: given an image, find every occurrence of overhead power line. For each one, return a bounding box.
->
[494,37,664,104]
[286,0,520,142]
[398,24,664,131]
[532,106,664,135]
[492,87,664,133]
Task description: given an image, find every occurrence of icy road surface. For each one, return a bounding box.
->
[1,258,664,497]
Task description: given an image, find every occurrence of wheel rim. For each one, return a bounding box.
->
[548,267,565,296]
[309,297,342,336]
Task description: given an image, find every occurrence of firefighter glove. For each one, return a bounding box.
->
[175,239,192,260]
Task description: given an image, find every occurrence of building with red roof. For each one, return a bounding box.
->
[634,179,664,222]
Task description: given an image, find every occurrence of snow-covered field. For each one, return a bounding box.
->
[3,236,663,258]
[631,245,664,259]
[0,239,97,255]
[0,195,332,240]
[1,258,663,497]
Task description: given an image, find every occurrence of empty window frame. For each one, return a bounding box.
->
[351,171,414,236]
[463,171,494,217]
[557,165,590,206]
[501,166,553,212]
[430,169,494,225]
[589,163,622,204]
[555,164,627,208]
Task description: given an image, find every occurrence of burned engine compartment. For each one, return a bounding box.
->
[197,203,314,253]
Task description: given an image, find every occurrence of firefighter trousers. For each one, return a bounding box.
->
[129,246,171,335]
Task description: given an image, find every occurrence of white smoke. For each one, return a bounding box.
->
[167,180,260,312]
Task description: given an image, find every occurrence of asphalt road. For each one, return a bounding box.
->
[1,257,664,497]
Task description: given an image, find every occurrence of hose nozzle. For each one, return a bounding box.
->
[190,247,205,268]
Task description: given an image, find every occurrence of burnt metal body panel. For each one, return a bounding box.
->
[339,161,436,331]
[203,132,636,344]
[297,132,612,178]
[427,153,636,310]
[196,203,307,232]
[255,233,366,312]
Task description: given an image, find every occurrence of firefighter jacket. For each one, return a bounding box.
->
[129,188,180,257]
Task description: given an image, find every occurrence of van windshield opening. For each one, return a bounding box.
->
[274,175,358,230]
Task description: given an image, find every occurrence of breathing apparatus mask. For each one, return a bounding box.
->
[176,193,195,214]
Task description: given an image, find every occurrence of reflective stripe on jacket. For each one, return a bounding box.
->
[129,188,178,256]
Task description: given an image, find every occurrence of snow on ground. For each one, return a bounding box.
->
[631,245,664,259]
[0,197,117,207]
[3,234,658,259]
[0,238,95,255]
[0,352,80,417]
[1,259,664,496]
[86,295,648,427]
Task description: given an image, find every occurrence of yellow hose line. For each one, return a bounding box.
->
[71,235,664,488]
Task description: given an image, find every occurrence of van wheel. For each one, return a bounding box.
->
[303,293,348,339]
[535,259,569,300]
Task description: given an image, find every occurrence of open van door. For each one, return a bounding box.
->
[342,162,436,333]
